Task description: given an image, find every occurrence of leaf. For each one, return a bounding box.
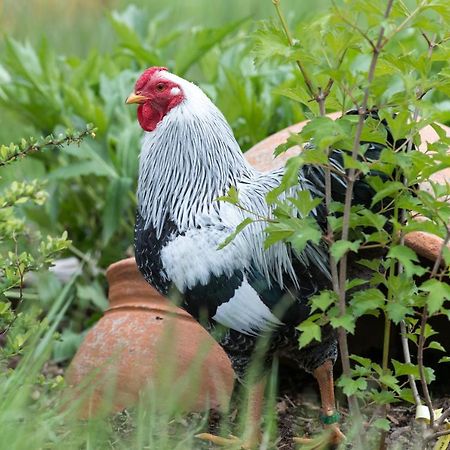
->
[288,219,322,253]
[371,181,405,206]
[350,288,385,317]
[420,279,450,315]
[288,190,322,217]
[439,357,450,363]
[386,302,413,324]
[350,355,372,368]
[386,245,426,278]
[428,341,445,352]
[373,418,390,431]
[101,177,132,245]
[310,290,336,313]
[175,19,247,75]
[253,21,293,65]
[49,161,114,179]
[218,218,253,249]
[392,360,419,378]
[337,375,367,396]
[217,185,239,204]
[298,320,321,349]
[330,314,356,334]
[330,240,361,262]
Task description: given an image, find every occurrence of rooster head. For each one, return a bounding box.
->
[126,67,185,132]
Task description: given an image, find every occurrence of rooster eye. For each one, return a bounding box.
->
[156,83,165,92]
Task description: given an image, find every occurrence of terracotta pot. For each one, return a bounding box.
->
[245,115,450,263]
[65,258,234,417]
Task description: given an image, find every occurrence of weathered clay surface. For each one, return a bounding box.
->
[65,258,234,417]
[245,115,450,263]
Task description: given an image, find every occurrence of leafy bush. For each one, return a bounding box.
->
[230,0,449,446]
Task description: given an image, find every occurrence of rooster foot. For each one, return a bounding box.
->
[195,433,257,449]
[293,425,345,449]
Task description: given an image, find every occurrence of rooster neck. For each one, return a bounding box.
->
[137,99,253,236]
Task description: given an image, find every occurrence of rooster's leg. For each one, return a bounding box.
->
[294,360,345,448]
[196,377,265,449]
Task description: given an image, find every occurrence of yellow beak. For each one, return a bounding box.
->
[125,93,147,104]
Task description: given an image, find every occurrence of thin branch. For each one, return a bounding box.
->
[425,429,450,444]
[381,0,428,48]
[400,320,422,406]
[417,229,450,429]
[272,0,316,97]
[332,3,377,52]
[0,126,95,167]
[334,0,394,423]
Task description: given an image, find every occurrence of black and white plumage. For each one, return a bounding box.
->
[129,67,388,381]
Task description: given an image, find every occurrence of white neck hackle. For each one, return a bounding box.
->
[137,72,254,236]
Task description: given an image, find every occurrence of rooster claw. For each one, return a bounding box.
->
[195,433,255,449]
[293,425,345,449]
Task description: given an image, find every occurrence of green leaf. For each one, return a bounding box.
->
[218,218,253,249]
[350,288,385,317]
[386,245,426,278]
[298,320,321,349]
[217,185,239,204]
[101,177,132,245]
[373,418,390,431]
[386,302,413,324]
[330,314,356,334]
[392,360,419,378]
[330,240,361,262]
[428,341,445,352]
[371,181,405,206]
[420,279,450,315]
[310,291,336,313]
[337,375,367,396]
[288,219,322,253]
[288,190,322,217]
[175,19,247,75]
[350,355,372,368]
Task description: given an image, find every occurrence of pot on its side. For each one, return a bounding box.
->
[245,115,450,263]
[65,257,234,417]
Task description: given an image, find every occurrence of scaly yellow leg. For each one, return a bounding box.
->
[196,378,266,449]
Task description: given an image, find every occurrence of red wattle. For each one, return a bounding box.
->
[137,103,163,132]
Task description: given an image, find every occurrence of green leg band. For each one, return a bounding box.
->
[320,411,341,425]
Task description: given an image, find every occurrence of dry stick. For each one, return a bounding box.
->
[337,0,395,420]
[399,320,421,406]
[397,31,437,411]
[418,230,450,432]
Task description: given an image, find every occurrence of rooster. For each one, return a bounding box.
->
[126,67,390,448]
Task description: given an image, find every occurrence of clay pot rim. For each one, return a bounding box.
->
[106,257,136,278]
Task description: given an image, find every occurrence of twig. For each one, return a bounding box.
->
[272,0,316,98]
[331,1,377,52]
[400,320,421,406]
[0,126,95,167]
[417,229,450,429]
[336,0,395,420]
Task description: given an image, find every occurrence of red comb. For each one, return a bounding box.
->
[135,67,168,91]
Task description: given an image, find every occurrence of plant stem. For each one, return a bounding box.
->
[336,0,394,420]
[381,312,391,372]
[272,0,316,97]
[417,230,450,429]
[399,320,421,406]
